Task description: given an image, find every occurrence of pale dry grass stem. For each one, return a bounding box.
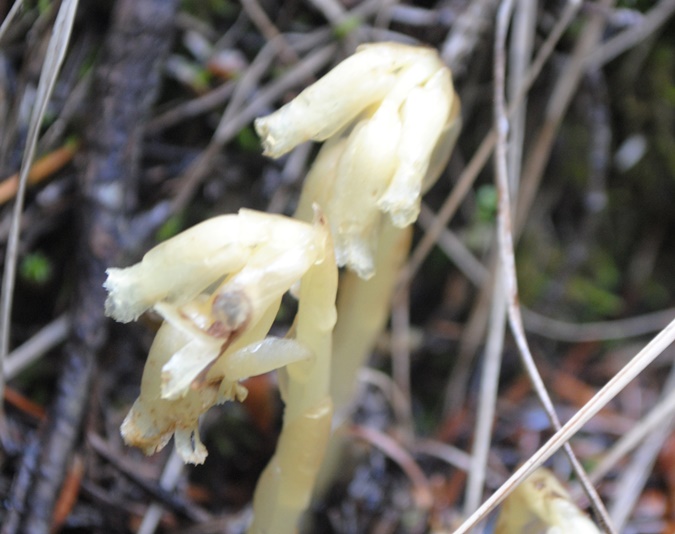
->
[0,0,79,441]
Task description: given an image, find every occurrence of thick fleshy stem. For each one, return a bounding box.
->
[249,219,338,534]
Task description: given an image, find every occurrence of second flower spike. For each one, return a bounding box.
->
[255,42,461,279]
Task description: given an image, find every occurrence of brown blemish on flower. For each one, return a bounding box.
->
[183,290,254,391]
[208,288,251,338]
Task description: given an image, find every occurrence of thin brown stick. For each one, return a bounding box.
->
[442,260,495,415]
[0,0,24,43]
[146,80,235,134]
[463,267,506,517]
[441,0,500,76]
[606,362,675,529]
[515,0,616,234]
[464,0,537,516]
[522,307,675,342]
[587,0,675,67]
[171,38,335,213]
[136,451,187,534]
[587,367,675,486]
[239,0,298,64]
[0,140,79,206]
[415,438,505,486]
[3,314,70,380]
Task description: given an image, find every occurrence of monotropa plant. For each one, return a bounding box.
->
[106,42,460,534]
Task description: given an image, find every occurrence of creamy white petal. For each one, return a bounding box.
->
[222,338,313,381]
[378,68,453,227]
[294,136,345,223]
[329,101,401,277]
[160,339,221,400]
[254,42,438,158]
[104,215,254,322]
[174,429,208,465]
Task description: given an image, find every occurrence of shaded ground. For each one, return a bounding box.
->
[1,1,675,533]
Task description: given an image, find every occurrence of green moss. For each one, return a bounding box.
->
[567,276,623,318]
[20,252,53,286]
[588,249,620,290]
[181,0,236,18]
[236,125,262,152]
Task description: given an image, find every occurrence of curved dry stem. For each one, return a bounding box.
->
[605,364,675,530]
[455,317,675,534]
[463,269,507,517]
[588,372,675,486]
[464,0,537,516]
[492,1,614,530]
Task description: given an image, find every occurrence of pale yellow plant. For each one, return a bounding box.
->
[109,42,460,534]
[257,42,460,431]
[495,468,600,534]
[104,208,337,468]
[256,42,461,279]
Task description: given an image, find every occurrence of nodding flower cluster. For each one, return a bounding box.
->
[256,42,460,279]
[105,42,459,534]
[105,209,336,464]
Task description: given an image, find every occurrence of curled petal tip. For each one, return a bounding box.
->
[120,406,172,457]
[254,117,279,157]
[175,429,208,465]
[104,267,148,323]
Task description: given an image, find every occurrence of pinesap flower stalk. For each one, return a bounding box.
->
[248,222,337,533]
[256,42,461,422]
[495,468,600,534]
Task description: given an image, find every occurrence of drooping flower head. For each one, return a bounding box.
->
[255,42,461,279]
[105,209,336,463]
